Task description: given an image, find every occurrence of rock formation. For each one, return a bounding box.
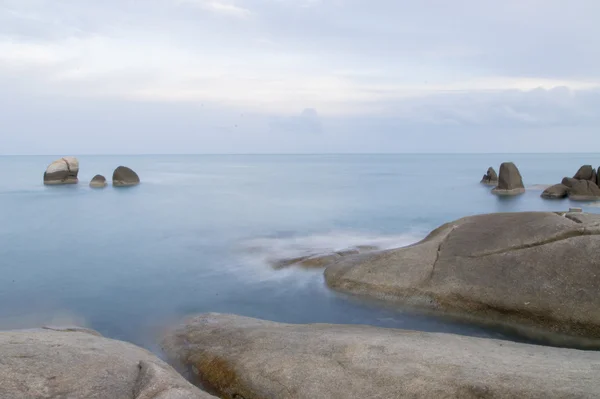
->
[540,184,569,199]
[43,156,79,185]
[573,165,596,182]
[90,174,107,188]
[568,179,600,201]
[480,166,498,185]
[491,162,525,195]
[0,326,214,399]
[113,166,140,187]
[325,211,600,346]
[163,313,600,399]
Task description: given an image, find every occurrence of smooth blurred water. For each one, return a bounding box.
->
[1,154,599,351]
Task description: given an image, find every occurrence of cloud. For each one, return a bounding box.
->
[270,108,323,134]
[176,0,251,18]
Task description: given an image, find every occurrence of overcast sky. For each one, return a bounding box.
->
[1,0,599,154]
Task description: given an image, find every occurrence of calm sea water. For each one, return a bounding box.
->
[1,154,599,352]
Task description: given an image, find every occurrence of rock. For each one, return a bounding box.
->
[568,180,600,201]
[113,166,140,187]
[163,313,600,399]
[561,177,579,188]
[335,249,360,257]
[541,184,569,199]
[325,211,600,346]
[43,156,79,185]
[491,162,524,195]
[480,166,498,185]
[597,167,600,186]
[0,326,215,399]
[273,253,342,270]
[573,165,596,181]
[90,174,107,188]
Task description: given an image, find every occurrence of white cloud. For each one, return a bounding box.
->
[176,0,251,18]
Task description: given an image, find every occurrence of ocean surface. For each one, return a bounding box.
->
[1,154,599,353]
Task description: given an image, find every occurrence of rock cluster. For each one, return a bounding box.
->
[542,164,600,201]
[480,166,498,185]
[42,157,140,187]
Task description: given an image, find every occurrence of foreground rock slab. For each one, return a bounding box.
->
[0,326,214,399]
[164,313,600,399]
[491,162,525,195]
[44,156,79,185]
[326,211,600,346]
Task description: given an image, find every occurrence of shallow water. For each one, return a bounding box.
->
[1,154,599,352]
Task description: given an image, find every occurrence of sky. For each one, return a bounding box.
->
[1,0,599,154]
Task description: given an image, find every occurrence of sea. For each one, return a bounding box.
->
[1,154,599,353]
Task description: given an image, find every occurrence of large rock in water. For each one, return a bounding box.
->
[491,162,524,195]
[43,156,79,185]
[163,313,600,399]
[325,211,600,346]
[113,166,140,187]
[0,326,214,399]
[568,180,600,201]
[573,164,596,181]
[480,166,498,185]
[90,174,107,188]
[541,184,569,199]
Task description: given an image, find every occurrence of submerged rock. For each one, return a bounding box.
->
[272,246,380,270]
[480,166,498,185]
[568,180,600,201]
[163,313,600,399]
[43,156,79,185]
[541,184,569,199]
[491,162,524,195]
[113,166,140,187]
[0,326,214,399]
[90,174,107,188]
[325,211,600,346]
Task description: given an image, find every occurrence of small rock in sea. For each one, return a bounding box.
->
[480,166,498,185]
[43,156,79,185]
[491,162,525,195]
[89,174,107,188]
[112,166,140,187]
[541,184,569,199]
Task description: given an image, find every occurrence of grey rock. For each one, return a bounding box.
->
[43,156,79,185]
[597,166,600,186]
[325,211,600,346]
[573,165,595,181]
[491,162,524,195]
[113,166,140,187]
[0,326,214,399]
[163,313,600,399]
[541,184,569,199]
[273,253,342,270]
[561,177,579,188]
[480,166,498,185]
[90,174,107,188]
[568,180,600,201]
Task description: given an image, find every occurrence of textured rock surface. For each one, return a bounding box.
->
[90,174,107,188]
[541,184,569,199]
[0,326,214,399]
[568,180,600,201]
[43,156,79,185]
[164,313,600,399]
[491,162,525,195]
[480,166,498,185]
[113,166,140,187]
[326,211,600,345]
[573,165,596,181]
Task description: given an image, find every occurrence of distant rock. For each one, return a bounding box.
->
[113,166,140,187]
[89,174,107,188]
[541,184,569,199]
[491,162,525,195]
[43,156,79,185]
[480,166,498,185]
[573,165,596,181]
[325,211,600,346]
[163,313,600,399]
[568,180,600,201]
[0,326,214,399]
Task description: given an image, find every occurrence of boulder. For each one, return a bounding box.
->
[573,165,596,181]
[0,326,214,399]
[541,184,569,199]
[163,313,600,399]
[325,211,600,346]
[561,177,578,188]
[43,156,79,185]
[491,162,524,195]
[480,166,498,185]
[568,180,600,201]
[90,174,107,188]
[597,166,600,186]
[113,166,140,187]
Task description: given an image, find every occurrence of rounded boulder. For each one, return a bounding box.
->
[113,166,140,187]
[89,174,107,188]
[43,156,79,185]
